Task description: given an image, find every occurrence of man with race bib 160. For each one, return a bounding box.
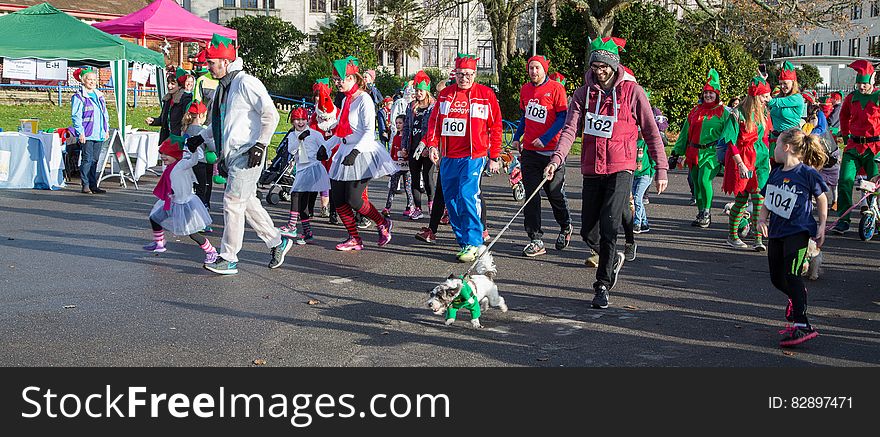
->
[554,37,668,309]
[511,55,573,258]
[420,53,503,262]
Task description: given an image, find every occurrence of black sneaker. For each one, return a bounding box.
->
[779,326,819,347]
[329,212,340,225]
[357,216,372,229]
[591,285,609,309]
[204,257,239,275]
[523,239,546,257]
[831,221,849,235]
[609,251,625,290]
[633,223,642,234]
[691,211,711,228]
[640,223,650,233]
[90,187,107,194]
[624,242,637,261]
[555,224,573,250]
[268,238,293,269]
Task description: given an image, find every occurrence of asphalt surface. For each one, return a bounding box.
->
[1,161,878,367]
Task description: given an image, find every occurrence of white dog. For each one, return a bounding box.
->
[801,238,823,281]
[426,249,508,328]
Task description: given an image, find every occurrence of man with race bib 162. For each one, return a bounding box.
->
[511,55,573,258]
[420,53,503,262]
[554,37,668,309]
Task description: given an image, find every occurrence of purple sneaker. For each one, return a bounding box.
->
[143,241,166,253]
[204,250,218,264]
[378,219,393,246]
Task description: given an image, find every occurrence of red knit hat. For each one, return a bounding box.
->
[188,101,207,114]
[290,107,308,120]
[801,92,815,105]
[527,55,549,74]
[159,139,184,161]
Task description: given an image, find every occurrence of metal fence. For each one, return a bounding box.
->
[0,83,159,106]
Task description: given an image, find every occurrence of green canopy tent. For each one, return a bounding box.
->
[0,3,166,140]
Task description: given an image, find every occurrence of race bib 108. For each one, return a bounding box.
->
[764,184,797,219]
[583,112,616,139]
[441,118,467,137]
[525,101,548,124]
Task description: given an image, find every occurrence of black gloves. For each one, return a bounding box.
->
[218,160,228,178]
[246,142,267,168]
[186,135,204,153]
[342,149,360,166]
[668,154,680,169]
[316,145,329,161]
[298,130,310,141]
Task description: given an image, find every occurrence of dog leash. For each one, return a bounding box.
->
[825,190,875,232]
[464,173,551,276]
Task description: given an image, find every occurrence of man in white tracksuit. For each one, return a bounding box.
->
[187,34,292,275]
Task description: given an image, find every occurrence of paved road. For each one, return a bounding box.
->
[1,161,877,367]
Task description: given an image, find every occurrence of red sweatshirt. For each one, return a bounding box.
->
[422,83,503,159]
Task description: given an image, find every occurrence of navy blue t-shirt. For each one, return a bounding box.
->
[761,163,828,238]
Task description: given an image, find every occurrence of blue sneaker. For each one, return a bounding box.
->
[278,225,298,239]
[268,238,293,269]
[204,257,238,275]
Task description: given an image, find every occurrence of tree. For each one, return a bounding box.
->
[796,64,823,90]
[374,0,427,76]
[537,2,590,90]
[226,15,306,84]
[568,0,633,39]
[316,7,378,69]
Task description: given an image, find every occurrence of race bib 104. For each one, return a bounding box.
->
[525,101,548,124]
[764,184,797,219]
[441,117,467,137]
[583,112,616,139]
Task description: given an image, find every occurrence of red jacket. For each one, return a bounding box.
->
[839,90,880,154]
[422,83,503,159]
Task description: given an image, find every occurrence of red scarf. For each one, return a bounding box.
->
[153,161,178,211]
[334,84,360,138]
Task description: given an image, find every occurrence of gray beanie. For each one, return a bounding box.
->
[590,50,620,72]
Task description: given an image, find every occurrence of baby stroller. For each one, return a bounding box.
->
[499,147,524,201]
[259,130,296,205]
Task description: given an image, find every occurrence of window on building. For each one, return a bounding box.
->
[388,51,399,68]
[830,40,841,56]
[331,0,349,12]
[422,38,438,67]
[812,42,823,55]
[872,1,880,17]
[241,0,258,8]
[441,39,458,67]
[308,34,319,47]
[368,0,377,14]
[223,0,235,6]
[477,40,493,70]
[263,0,275,8]
[476,4,487,20]
[852,4,863,19]
[797,45,805,56]
[870,35,880,54]
[446,4,459,17]
[850,37,861,56]
[310,0,326,12]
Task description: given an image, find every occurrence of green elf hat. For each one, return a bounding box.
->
[331,56,359,79]
[702,68,721,95]
[74,66,96,82]
[174,67,190,85]
[778,61,797,81]
[848,59,875,84]
[413,70,431,91]
[588,37,625,71]
[205,34,236,60]
[169,133,186,150]
[747,75,771,96]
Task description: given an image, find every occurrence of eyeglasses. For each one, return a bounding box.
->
[590,63,611,71]
[457,72,476,78]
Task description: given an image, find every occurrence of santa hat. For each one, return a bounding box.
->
[205,34,236,60]
[159,137,184,160]
[175,67,190,86]
[748,76,771,96]
[413,70,431,91]
[549,72,566,86]
[187,100,207,114]
[589,37,625,72]
[778,61,797,82]
[703,68,721,95]
[312,78,334,114]
[848,59,875,84]
[382,96,393,105]
[527,55,549,75]
[290,107,309,121]
[332,56,359,79]
[455,53,479,70]
[313,77,331,94]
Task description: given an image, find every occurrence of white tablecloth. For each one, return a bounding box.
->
[23,132,65,190]
[123,131,160,180]
[0,132,65,190]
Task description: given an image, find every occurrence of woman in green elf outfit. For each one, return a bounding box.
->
[766,61,806,158]
[672,69,731,227]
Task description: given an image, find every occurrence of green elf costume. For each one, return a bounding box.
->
[445,276,481,323]
[767,61,806,156]
[832,60,880,234]
[673,68,730,227]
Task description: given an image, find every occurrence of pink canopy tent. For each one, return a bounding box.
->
[93,0,237,42]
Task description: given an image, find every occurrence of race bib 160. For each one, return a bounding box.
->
[441,118,467,137]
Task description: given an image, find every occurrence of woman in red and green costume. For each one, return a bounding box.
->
[672,68,730,227]
[721,76,773,251]
[767,61,806,156]
[831,60,880,235]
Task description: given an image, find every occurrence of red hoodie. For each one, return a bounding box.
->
[422,83,503,159]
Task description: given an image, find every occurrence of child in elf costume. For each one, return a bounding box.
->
[767,61,806,157]
[672,69,730,227]
[384,115,414,216]
[279,107,331,244]
[312,78,339,221]
[721,76,773,251]
[831,60,880,235]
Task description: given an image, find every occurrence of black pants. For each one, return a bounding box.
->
[580,172,634,289]
[192,162,213,209]
[586,204,635,248]
[409,156,435,209]
[330,178,370,211]
[427,172,487,233]
[768,232,811,325]
[521,150,572,240]
[149,219,206,245]
[290,191,318,219]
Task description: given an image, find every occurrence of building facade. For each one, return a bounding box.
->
[185,0,496,76]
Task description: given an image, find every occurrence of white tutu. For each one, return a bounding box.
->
[149,197,212,236]
[290,163,330,193]
[328,139,399,181]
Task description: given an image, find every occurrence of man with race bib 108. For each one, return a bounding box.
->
[511,55,573,258]
[420,53,503,262]
[554,37,669,309]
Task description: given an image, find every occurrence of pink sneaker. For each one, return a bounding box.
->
[143,241,167,253]
[204,250,218,264]
[402,207,413,217]
[483,229,490,242]
[428,201,434,211]
[335,237,364,251]
[381,208,391,217]
[378,219,393,247]
[409,207,424,220]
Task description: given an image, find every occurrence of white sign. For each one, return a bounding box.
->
[131,62,149,85]
[2,58,36,80]
[0,150,9,182]
[36,59,68,80]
